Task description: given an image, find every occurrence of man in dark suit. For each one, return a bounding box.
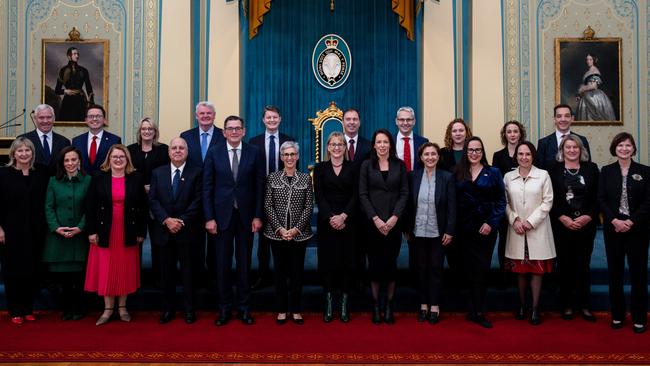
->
[536,104,591,170]
[149,137,202,325]
[203,115,264,326]
[71,104,121,174]
[180,101,225,169]
[342,108,372,292]
[394,106,429,172]
[18,104,70,174]
[248,105,294,290]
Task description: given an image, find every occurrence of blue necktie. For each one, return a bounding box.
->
[172,168,181,198]
[42,135,51,163]
[200,132,208,161]
[268,135,276,173]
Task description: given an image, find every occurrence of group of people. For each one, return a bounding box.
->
[0,102,648,335]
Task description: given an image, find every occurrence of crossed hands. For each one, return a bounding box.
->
[512,218,532,236]
[373,215,398,236]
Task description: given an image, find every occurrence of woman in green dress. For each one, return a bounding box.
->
[43,146,91,320]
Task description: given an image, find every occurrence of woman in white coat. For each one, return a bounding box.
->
[504,141,555,326]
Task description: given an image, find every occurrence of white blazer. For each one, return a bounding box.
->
[504,165,556,260]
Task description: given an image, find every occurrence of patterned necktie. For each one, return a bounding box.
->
[348,139,355,161]
[403,137,412,172]
[42,135,51,163]
[268,135,276,173]
[172,168,181,198]
[200,132,208,161]
[89,135,97,165]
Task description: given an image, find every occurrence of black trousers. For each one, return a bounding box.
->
[459,230,497,315]
[604,226,649,325]
[212,209,253,313]
[158,237,194,313]
[317,222,355,294]
[271,240,307,313]
[496,217,509,270]
[366,225,402,283]
[3,273,36,317]
[52,271,85,314]
[412,236,444,306]
[256,233,272,279]
[553,222,596,310]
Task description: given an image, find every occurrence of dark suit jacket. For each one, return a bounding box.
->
[202,141,265,228]
[536,132,591,171]
[358,158,409,221]
[72,130,122,173]
[395,132,429,170]
[349,136,372,170]
[248,132,294,173]
[313,160,358,221]
[148,164,202,246]
[85,171,148,247]
[549,161,599,222]
[439,147,461,172]
[127,143,170,185]
[491,147,518,177]
[405,168,456,237]
[18,130,71,173]
[180,126,225,168]
[598,160,650,229]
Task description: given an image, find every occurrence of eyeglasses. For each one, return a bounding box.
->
[328,143,345,148]
[110,155,126,160]
[396,118,414,123]
[467,148,483,155]
[87,114,104,120]
[281,153,298,158]
[225,127,243,132]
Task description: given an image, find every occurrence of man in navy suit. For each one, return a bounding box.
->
[536,104,591,170]
[180,101,225,169]
[18,104,70,174]
[247,105,294,289]
[394,106,429,172]
[203,115,264,326]
[71,104,121,174]
[149,137,202,325]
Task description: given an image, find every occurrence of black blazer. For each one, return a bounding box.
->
[598,160,650,229]
[536,132,591,171]
[86,171,148,247]
[358,158,409,221]
[148,164,202,246]
[127,143,170,185]
[439,147,461,172]
[72,131,122,173]
[350,136,372,170]
[18,130,71,173]
[180,126,225,168]
[491,147,518,177]
[313,160,358,221]
[248,132,294,173]
[405,168,456,237]
[549,161,599,221]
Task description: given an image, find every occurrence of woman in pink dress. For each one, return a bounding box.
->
[85,144,147,325]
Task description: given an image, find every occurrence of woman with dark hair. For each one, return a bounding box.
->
[439,118,473,172]
[359,128,409,324]
[454,136,505,328]
[549,134,599,322]
[85,144,147,325]
[405,142,456,324]
[576,53,616,121]
[314,132,357,323]
[43,146,92,320]
[598,132,650,333]
[492,120,526,270]
[0,137,49,324]
[503,141,555,325]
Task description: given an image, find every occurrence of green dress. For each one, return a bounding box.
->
[42,173,91,272]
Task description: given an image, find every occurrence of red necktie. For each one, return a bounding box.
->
[348,139,355,161]
[403,137,412,172]
[89,136,97,165]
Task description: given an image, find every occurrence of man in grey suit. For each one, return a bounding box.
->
[536,104,591,170]
[18,104,70,174]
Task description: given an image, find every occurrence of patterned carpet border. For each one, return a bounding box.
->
[2,351,650,363]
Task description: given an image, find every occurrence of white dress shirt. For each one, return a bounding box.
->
[36,129,53,154]
[86,130,104,155]
[396,131,415,170]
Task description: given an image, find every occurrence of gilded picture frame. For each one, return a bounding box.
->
[41,38,109,126]
[554,37,622,125]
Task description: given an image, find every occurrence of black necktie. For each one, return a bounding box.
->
[268,135,276,173]
[43,135,51,162]
[172,168,181,198]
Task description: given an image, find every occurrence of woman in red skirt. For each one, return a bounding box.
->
[503,141,556,325]
[85,144,147,325]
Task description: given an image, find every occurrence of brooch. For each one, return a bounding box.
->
[632,174,643,181]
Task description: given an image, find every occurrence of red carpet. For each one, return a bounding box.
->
[0,311,648,363]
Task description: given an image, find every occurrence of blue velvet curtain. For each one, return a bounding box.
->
[240,0,420,168]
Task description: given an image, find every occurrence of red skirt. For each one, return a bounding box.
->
[505,257,554,274]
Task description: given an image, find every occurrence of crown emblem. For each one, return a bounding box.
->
[325,37,339,49]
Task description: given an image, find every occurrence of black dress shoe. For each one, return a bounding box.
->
[428,311,440,324]
[633,324,646,334]
[610,320,624,329]
[159,311,175,324]
[238,310,255,325]
[561,311,574,320]
[214,312,231,326]
[530,309,541,326]
[184,311,196,324]
[417,309,428,322]
[61,311,74,321]
[72,312,86,321]
[581,311,597,322]
[384,300,395,324]
[372,302,382,325]
[467,313,493,328]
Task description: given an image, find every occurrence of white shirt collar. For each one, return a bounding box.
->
[227,142,243,151]
[36,129,53,140]
[200,125,214,136]
[397,131,414,140]
[171,162,186,174]
[345,134,359,143]
[89,130,104,140]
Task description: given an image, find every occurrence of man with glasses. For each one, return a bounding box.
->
[18,104,70,174]
[203,116,264,326]
[394,106,429,172]
[72,104,121,173]
[248,105,294,290]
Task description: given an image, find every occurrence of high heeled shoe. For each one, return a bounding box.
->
[340,293,350,323]
[95,308,114,326]
[117,305,131,322]
[371,301,382,325]
[384,299,395,324]
[530,308,541,326]
[323,292,333,323]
